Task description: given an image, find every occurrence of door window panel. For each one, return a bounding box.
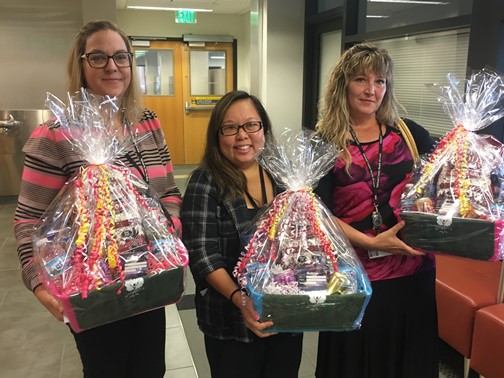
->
[190,50,226,95]
[135,49,174,96]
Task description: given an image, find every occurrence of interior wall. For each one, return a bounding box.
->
[82,0,116,24]
[260,0,305,135]
[0,2,251,110]
[1,0,305,134]
[0,1,82,109]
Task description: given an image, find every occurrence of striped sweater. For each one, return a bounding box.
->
[14,109,182,292]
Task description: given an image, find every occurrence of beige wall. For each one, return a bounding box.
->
[0,1,82,109]
[0,1,250,109]
[0,0,304,135]
[82,0,117,24]
[262,0,304,133]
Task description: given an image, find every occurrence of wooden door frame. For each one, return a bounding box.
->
[133,39,185,165]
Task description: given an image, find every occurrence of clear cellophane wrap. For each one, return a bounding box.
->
[33,89,188,331]
[400,69,504,260]
[235,129,372,332]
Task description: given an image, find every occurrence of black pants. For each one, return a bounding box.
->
[70,307,166,378]
[205,333,303,378]
[316,269,439,378]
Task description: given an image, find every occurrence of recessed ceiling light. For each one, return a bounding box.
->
[367,15,391,18]
[127,6,213,12]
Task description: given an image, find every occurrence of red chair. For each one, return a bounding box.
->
[470,303,504,378]
[436,254,503,378]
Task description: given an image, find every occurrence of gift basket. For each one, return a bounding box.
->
[33,89,188,332]
[400,69,504,261]
[235,129,372,332]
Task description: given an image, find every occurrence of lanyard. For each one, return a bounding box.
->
[123,115,149,184]
[348,124,383,230]
[244,165,267,209]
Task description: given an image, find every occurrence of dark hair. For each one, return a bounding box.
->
[201,90,274,201]
[67,20,142,120]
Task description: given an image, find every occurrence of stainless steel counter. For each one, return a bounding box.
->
[0,110,52,196]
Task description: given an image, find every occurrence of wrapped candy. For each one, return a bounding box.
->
[234,129,372,332]
[400,69,504,261]
[33,89,188,332]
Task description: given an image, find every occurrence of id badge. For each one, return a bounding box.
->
[368,250,392,259]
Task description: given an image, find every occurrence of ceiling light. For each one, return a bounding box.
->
[368,0,449,4]
[127,6,213,12]
[367,15,390,18]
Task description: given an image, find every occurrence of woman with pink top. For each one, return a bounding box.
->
[315,43,438,378]
[14,20,181,378]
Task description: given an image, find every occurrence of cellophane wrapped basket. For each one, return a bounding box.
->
[235,129,372,332]
[400,69,504,261]
[33,89,188,332]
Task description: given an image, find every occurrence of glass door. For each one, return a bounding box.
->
[182,42,234,164]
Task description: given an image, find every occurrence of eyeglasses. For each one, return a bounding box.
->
[219,121,263,136]
[81,52,133,68]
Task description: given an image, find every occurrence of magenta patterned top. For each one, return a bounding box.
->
[316,121,435,281]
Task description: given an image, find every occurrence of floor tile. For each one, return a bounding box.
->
[165,326,195,370]
[0,269,25,290]
[165,366,198,378]
[0,286,52,318]
[0,313,74,352]
[179,309,209,378]
[0,237,20,270]
[0,342,64,378]
[301,332,318,375]
[166,303,181,329]
[59,343,83,378]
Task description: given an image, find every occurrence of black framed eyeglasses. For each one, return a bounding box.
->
[81,52,133,68]
[219,121,263,136]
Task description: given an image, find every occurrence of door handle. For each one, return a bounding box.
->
[185,101,214,114]
[0,114,22,135]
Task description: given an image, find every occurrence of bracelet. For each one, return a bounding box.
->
[229,288,241,302]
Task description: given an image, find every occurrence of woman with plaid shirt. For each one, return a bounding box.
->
[181,91,303,378]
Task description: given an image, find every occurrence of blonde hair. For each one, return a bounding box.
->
[67,20,143,121]
[316,43,402,169]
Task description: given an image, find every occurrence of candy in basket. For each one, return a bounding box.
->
[235,129,372,332]
[400,69,504,261]
[33,89,188,332]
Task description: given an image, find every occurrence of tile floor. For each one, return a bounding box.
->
[0,165,475,378]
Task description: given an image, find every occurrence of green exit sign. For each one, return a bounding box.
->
[176,10,197,24]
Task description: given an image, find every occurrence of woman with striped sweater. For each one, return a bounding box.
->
[14,20,181,378]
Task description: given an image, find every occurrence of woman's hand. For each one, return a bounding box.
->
[34,285,64,321]
[336,217,424,256]
[236,295,277,338]
[370,221,425,256]
[205,268,278,337]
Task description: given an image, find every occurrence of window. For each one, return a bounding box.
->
[190,50,227,96]
[135,49,174,96]
[365,0,473,33]
[373,29,470,137]
[319,30,342,99]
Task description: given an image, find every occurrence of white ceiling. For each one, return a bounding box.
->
[116,0,251,15]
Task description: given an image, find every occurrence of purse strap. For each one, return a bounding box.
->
[397,118,419,162]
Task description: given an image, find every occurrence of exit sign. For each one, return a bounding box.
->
[176,10,197,24]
